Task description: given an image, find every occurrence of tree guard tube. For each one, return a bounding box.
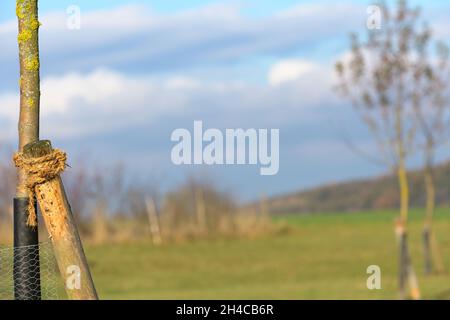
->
[13,197,41,300]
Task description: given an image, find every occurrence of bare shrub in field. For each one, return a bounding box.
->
[64,158,91,228]
[158,179,276,242]
[232,209,271,239]
[0,146,16,244]
[0,147,279,245]
[64,162,146,244]
[86,164,128,243]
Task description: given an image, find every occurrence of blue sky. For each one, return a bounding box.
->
[2,0,449,21]
[0,0,354,20]
[1,0,450,201]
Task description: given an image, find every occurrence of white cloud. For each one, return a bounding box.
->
[0,93,18,120]
[0,19,15,34]
[0,1,354,148]
[165,76,201,90]
[0,2,364,78]
[0,59,338,140]
[268,59,319,86]
[40,69,123,114]
[0,69,197,138]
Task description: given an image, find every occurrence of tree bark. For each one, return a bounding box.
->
[422,157,445,274]
[423,164,434,275]
[396,164,420,300]
[16,0,41,197]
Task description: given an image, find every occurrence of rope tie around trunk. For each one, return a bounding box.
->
[13,149,67,227]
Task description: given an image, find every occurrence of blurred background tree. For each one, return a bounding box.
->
[334,0,448,299]
[410,38,450,275]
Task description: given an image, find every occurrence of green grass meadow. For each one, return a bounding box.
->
[84,208,450,300]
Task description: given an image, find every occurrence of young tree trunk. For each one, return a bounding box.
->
[423,163,434,275]
[16,0,41,197]
[14,0,42,300]
[396,163,420,300]
[396,164,409,299]
[422,158,445,275]
[395,221,408,300]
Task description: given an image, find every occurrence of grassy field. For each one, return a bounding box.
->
[81,208,450,300]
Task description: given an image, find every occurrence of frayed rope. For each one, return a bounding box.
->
[13,149,67,227]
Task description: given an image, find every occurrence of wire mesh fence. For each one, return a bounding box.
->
[0,242,63,300]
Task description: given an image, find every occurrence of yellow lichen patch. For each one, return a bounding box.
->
[16,0,38,24]
[17,1,40,45]
[27,98,35,108]
[29,18,41,30]
[25,55,39,71]
[18,29,32,43]
[16,0,25,19]
[16,0,33,20]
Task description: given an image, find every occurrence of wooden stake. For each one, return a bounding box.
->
[23,140,98,300]
[145,197,162,246]
[195,188,207,232]
[259,193,269,217]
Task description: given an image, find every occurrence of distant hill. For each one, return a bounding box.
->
[263,161,450,215]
